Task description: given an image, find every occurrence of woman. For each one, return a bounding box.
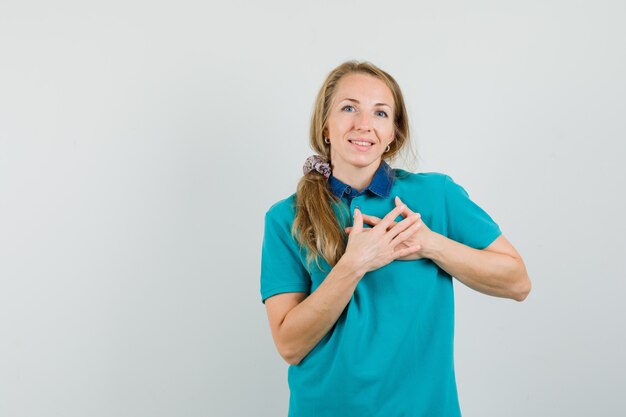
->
[259,60,531,416]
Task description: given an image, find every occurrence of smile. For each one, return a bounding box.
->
[349,140,373,151]
[350,140,372,146]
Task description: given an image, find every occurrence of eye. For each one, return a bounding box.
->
[341,105,355,112]
[376,110,388,118]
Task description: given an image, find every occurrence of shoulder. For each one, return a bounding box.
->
[265,192,298,223]
[392,168,450,191]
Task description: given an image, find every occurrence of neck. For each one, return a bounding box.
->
[331,159,381,192]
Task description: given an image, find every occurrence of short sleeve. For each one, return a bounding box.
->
[259,206,311,304]
[443,174,502,249]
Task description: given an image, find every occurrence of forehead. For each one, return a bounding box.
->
[334,73,394,106]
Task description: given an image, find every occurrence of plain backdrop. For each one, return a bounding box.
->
[1,1,625,416]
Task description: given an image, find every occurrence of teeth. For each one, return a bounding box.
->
[351,140,372,146]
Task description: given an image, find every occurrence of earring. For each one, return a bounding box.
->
[324,137,330,144]
[385,144,390,152]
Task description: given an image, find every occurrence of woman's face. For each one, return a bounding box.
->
[324,73,395,170]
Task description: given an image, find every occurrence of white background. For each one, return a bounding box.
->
[1,1,625,416]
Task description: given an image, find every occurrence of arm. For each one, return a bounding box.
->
[267,257,363,365]
[424,233,531,301]
[265,204,417,365]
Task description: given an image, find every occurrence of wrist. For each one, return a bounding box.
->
[422,231,448,262]
[337,255,367,282]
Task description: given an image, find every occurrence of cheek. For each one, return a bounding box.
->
[374,119,394,133]
[328,116,352,132]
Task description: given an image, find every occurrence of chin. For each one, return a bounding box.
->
[348,155,380,167]
[332,149,381,168]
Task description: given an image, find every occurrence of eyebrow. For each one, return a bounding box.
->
[340,98,392,109]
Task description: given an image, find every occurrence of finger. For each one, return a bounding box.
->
[393,244,421,259]
[352,207,363,234]
[387,213,422,241]
[395,196,415,218]
[359,215,384,230]
[389,217,422,245]
[361,212,396,231]
[380,219,398,231]
[345,226,374,234]
[374,203,407,232]
[360,215,380,227]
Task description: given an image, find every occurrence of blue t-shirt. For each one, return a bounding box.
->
[260,160,502,417]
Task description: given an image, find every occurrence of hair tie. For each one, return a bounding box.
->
[303,155,331,180]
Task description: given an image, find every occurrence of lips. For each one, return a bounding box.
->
[348,138,374,146]
[349,140,373,151]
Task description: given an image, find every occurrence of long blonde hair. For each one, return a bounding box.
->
[292,60,416,272]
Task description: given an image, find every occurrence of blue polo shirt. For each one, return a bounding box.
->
[260,160,502,417]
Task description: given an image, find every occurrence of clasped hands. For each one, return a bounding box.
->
[344,196,435,262]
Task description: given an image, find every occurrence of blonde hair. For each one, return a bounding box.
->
[292,60,417,271]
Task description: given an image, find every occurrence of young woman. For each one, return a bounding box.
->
[260,60,531,416]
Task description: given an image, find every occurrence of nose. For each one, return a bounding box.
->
[354,111,372,131]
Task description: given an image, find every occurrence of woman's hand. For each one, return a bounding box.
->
[342,202,423,275]
[344,196,434,261]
